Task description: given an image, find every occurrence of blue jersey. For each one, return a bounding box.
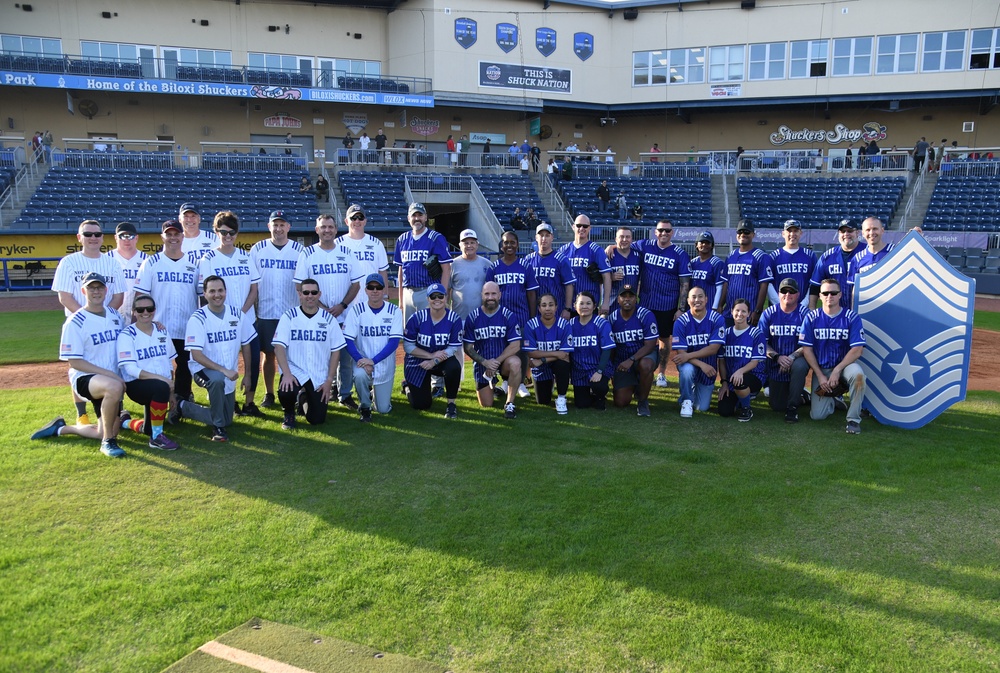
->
[568,315,615,385]
[524,251,575,314]
[631,240,691,312]
[607,306,659,366]
[758,304,808,382]
[688,254,725,310]
[721,325,767,380]
[769,247,816,298]
[799,308,866,369]
[393,228,452,288]
[671,310,726,386]
[522,316,573,382]
[847,244,894,294]
[810,241,866,309]
[485,257,539,328]
[403,308,463,387]
[609,247,641,297]
[463,306,521,383]
[557,241,611,301]
[721,247,772,313]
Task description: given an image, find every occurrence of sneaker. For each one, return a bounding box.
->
[833,395,848,412]
[359,406,372,423]
[77,413,91,426]
[119,409,132,424]
[432,386,445,399]
[655,373,669,388]
[504,402,517,419]
[281,414,296,430]
[637,400,651,417]
[100,439,126,458]
[148,434,180,451]
[555,396,568,415]
[260,393,276,409]
[239,402,264,418]
[340,396,359,411]
[737,405,753,422]
[168,401,183,425]
[517,383,531,398]
[32,416,66,440]
[212,426,228,442]
[680,400,694,418]
[785,406,799,424]
[497,380,509,396]
[444,402,457,419]
[233,402,242,415]
[846,420,861,435]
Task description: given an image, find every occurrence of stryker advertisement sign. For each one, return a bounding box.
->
[478,62,571,94]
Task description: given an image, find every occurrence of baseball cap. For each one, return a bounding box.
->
[178,203,199,216]
[408,202,426,216]
[696,231,714,244]
[779,277,799,292]
[427,282,447,297]
[364,273,385,288]
[460,228,478,241]
[346,204,365,218]
[536,223,553,235]
[838,218,860,231]
[783,219,803,231]
[115,222,137,236]
[618,284,637,296]
[736,219,755,233]
[80,272,107,287]
[161,219,183,233]
[268,210,288,224]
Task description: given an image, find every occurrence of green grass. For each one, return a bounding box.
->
[0,310,64,364]
[2,382,999,672]
[974,309,1000,332]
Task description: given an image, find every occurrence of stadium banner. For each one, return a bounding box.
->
[854,232,975,429]
[478,62,572,94]
[0,71,434,108]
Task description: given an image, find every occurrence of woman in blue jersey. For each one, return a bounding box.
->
[718,298,767,422]
[523,293,573,414]
[568,291,615,410]
[401,282,463,418]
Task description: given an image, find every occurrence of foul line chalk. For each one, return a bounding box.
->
[198,640,317,673]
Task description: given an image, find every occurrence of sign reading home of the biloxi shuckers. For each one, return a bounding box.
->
[479,62,571,94]
[854,232,975,429]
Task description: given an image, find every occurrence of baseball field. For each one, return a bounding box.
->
[2,295,999,672]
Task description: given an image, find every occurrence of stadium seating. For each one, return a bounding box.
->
[922,175,1000,232]
[737,176,906,229]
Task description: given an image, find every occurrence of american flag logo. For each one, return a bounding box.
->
[186,335,196,343]
[61,343,73,353]
[119,350,132,359]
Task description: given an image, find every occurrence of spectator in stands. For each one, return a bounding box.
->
[374,128,388,154]
[447,135,457,167]
[913,137,930,173]
[595,180,611,212]
[509,207,525,231]
[483,138,492,154]
[32,131,41,157]
[561,156,573,181]
[606,146,615,163]
[298,176,314,195]
[284,132,293,155]
[547,158,557,175]
[508,141,520,167]
[524,208,540,230]
[458,135,467,167]
[845,144,854,170]
[342,132,354,159]
[531,142,541,172]
[649,143,661,162]
[404,139,415,165]
[314,175,329,201]
[41,130,53,163]
[359,132,371,162]
[616,192,628,220]
[259,147,268,155]
[864,139,881,170]
[630,203,644,221]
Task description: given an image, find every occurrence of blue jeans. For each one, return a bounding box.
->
[353,366,393,413]
[677,362,715,412]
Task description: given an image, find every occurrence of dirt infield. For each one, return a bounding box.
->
[3,291,999,392]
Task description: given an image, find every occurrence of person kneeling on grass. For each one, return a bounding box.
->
[342,274,403,423]
[522,293,573,414]
[32,272,127,458]
[402,282,463,418]
[567,291,615,411]
[463,281,523,420]
[717,298,767,422]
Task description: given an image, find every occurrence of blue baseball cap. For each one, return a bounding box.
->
[696,231,714,244]
[81,272,107,286]
[179,203,199,216]
[427,282,447,297]
[364,273,385,288]
[268,210,288,224]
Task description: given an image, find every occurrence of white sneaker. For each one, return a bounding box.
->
[655,373,669,388]
[555,396,568,415]
[517,383,531,398]
[497,380,509,395]
[680,399,694,418]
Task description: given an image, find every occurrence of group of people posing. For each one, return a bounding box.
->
[32,202,889,457]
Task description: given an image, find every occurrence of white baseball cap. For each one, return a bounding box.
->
[460,229,478,241]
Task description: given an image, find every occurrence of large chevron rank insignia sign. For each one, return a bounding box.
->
[853,232,975,429]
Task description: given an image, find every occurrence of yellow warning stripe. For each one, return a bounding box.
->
[198,640,317,673]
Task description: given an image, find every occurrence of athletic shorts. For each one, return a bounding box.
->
[612,352,657,389]
[75,375,97,399]
[256,318,280,354]
[651,309,677,342]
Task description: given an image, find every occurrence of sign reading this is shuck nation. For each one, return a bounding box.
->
[854,232,975,429]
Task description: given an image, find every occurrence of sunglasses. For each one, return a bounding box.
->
[575,224,590,229]
[117,233,136,240]
[779,288,798,294]
[215,229,237,237]
[428,293,445,300]
[350,214,366,221]
[300,290,320,296]
[366,285,383,291]
[820,290,841,296]
[133,306,156,314]
[656,228,673,233]
[80,231,103,238]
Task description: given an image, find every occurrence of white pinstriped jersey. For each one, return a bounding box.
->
[182,230,219,261]
[343,301,403,386]
[250,239,303,320]
[336,233,389,305]
[197,248,262,322]
[59,307,124,386]
[52,252,126,316]
[117,323,176,381]
[134,252,200,339]
[293,244,363,323]
[273,307,346,386]
[107,249,148,323]
[185,305,257,395]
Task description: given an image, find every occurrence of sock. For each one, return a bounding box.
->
[150,401,167,439]
[739,395,751,408]
[123,418,145,433]
[75,401,88,416]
